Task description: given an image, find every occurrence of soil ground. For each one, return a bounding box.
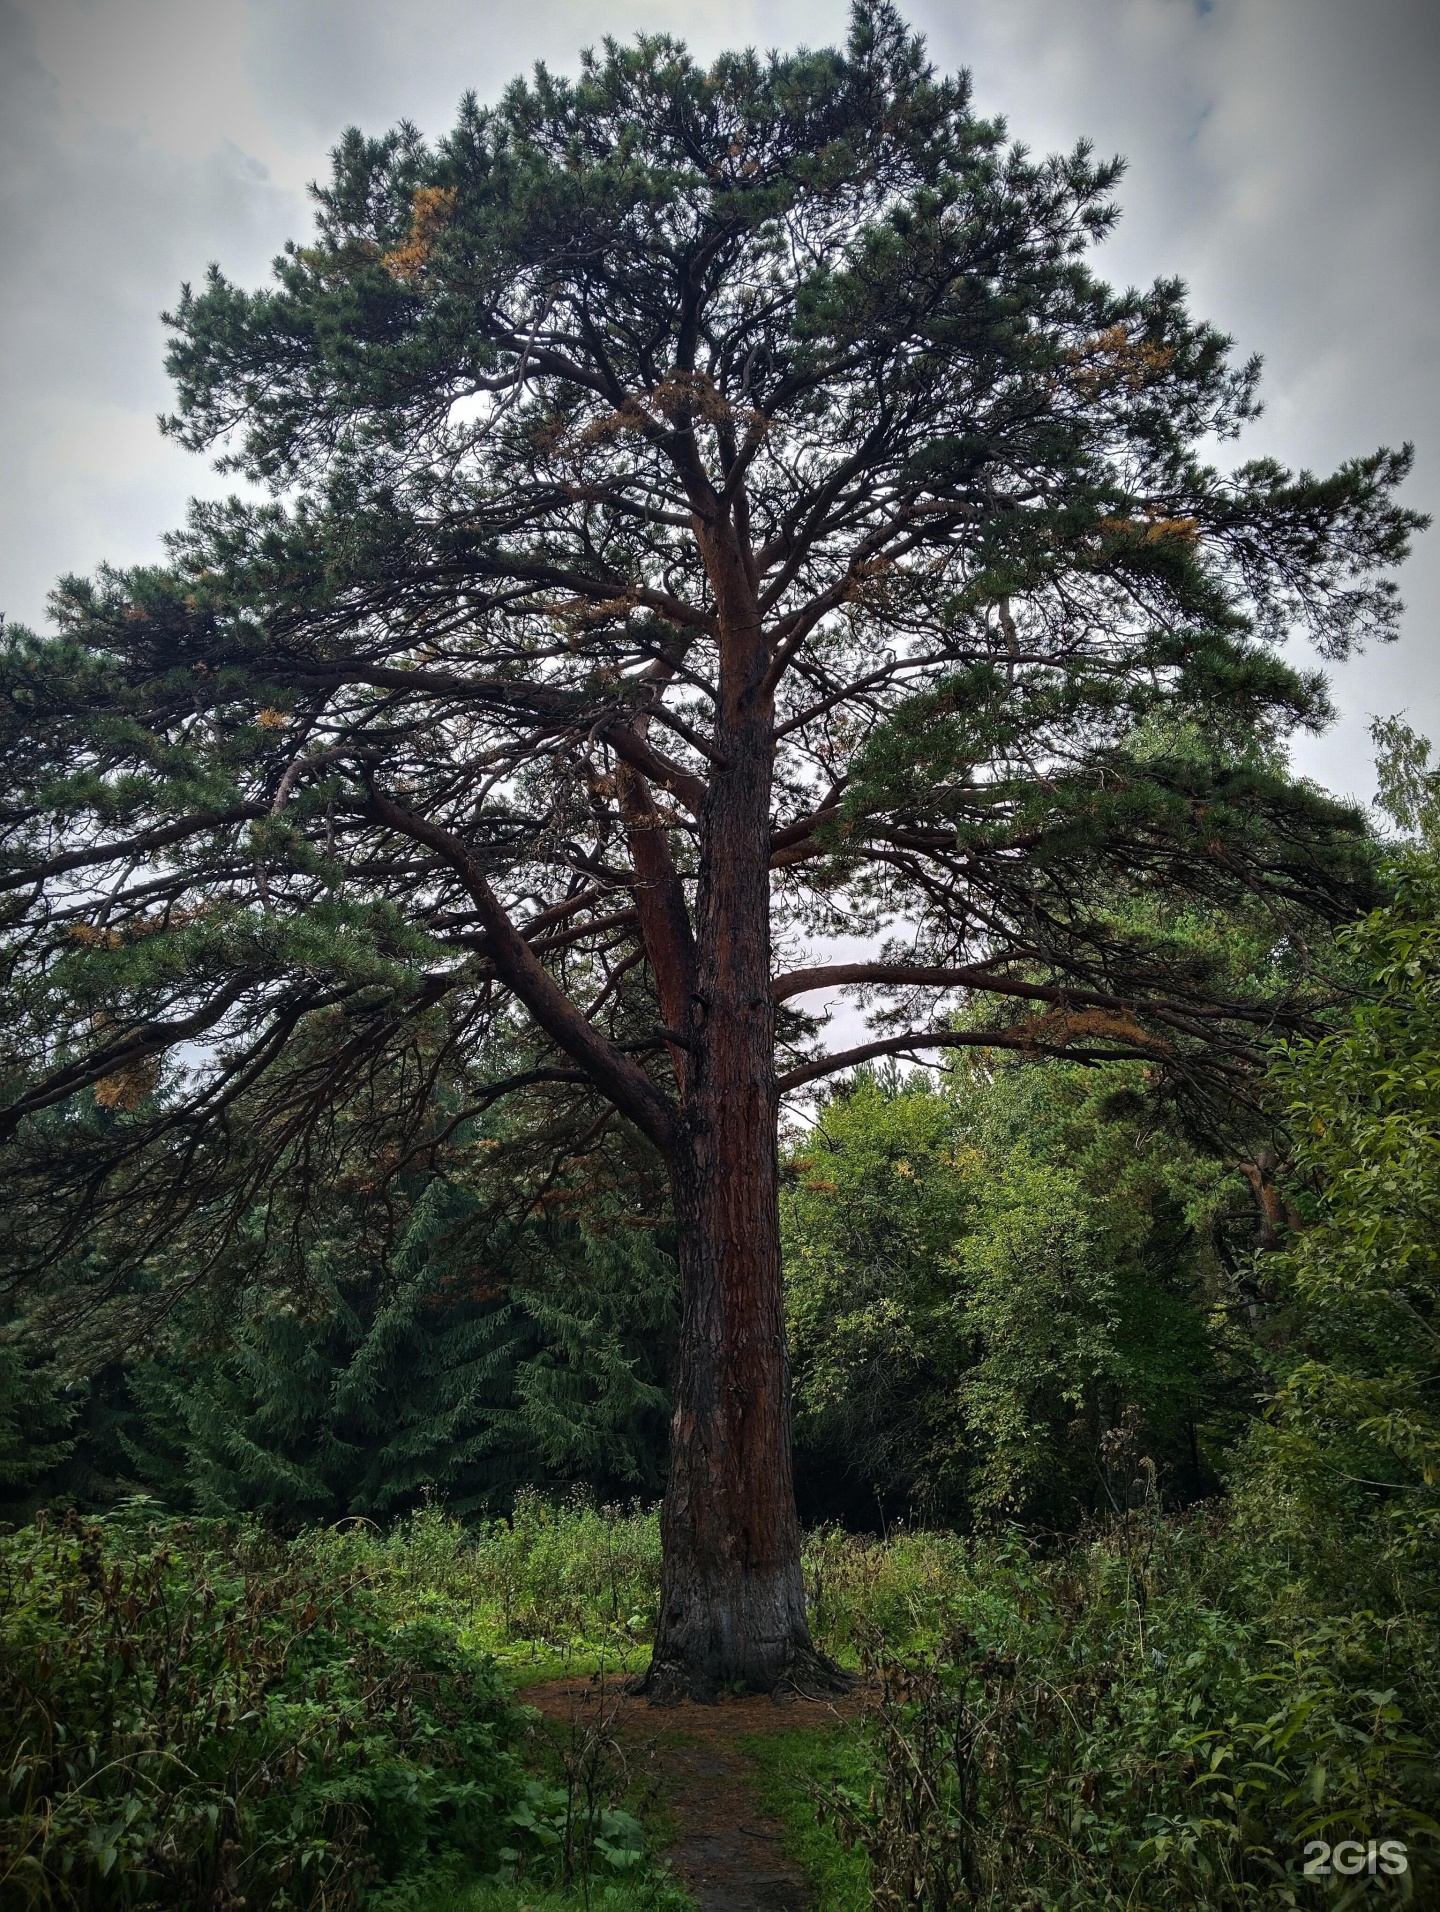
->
[525,1678,864,1911]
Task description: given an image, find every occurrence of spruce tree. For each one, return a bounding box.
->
[0,1344,75,1518]
[126,1190,675,1525]
[0,3,1423,1692]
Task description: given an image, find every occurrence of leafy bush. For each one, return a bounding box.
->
[499,1682,648,1896]
[0,1504,528,1909]
[803,1524,975,1656]
[783,1064,1245,1530]
[1244,852,1440,1579]
[818,1515,1438,1908]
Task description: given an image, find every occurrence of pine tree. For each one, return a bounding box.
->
[0,3,1422,1691]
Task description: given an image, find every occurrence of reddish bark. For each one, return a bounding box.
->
[615,759,697,1091]
[636,529,826,1698]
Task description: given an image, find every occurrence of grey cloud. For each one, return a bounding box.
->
[2,0,1436,804]
[241,0,805,149]
[1,0,300,614]
[907,0,1440,798]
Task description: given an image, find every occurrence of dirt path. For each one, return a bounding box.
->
[523,1678,861,1911]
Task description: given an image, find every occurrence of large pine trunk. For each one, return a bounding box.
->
[642,550,830,1699]
[647,1112,813,1697]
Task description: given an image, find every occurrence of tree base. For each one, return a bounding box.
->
[631,1641,854,1706]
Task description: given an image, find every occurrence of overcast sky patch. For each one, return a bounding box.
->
[2,0,1436,806]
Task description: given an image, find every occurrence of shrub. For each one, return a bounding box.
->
[820,1514,1439,1909]
[0,1504,527,1909]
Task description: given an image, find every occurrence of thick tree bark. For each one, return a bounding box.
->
[647,1121,814,1698]
[640,524,834,1699]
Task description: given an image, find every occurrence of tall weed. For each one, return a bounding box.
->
[1,1505,524,1908]
[313,1493,663,1673]
[819,1516,1438,1908]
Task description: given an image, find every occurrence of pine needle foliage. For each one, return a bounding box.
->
[0,0,1422,1316]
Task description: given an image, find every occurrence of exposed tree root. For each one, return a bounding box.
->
[774,1643,856,1702]
[630,1642,854,1706]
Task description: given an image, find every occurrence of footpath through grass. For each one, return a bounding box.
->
[746,1728,871,1912]
[4,1492,1438,1908]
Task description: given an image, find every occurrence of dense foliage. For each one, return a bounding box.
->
[1249,852,1440,1567]
[817,1523,1436,1907]
[793,842,1440,1906]
[0,1508,529,1908]
[784,1059,1249,1527]
[10,1490,1429,1910]
[121,1200,675,1529]
[5,1051,1254,1541]
[0,1110,677,1531]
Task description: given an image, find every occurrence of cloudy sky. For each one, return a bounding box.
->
[2,0,1436,807]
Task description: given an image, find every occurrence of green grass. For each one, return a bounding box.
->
[312,1491,663,1687]
[305,1492,966,1668]
[744,1728,871,1912]
[303,1492,996,1675]
[486,1641,653,1688]
[403,1871,691,1912]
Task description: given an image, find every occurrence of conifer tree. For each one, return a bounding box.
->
[126,1190,675,1526]
[0,3,1422,1692]
[0,1345,75,1515]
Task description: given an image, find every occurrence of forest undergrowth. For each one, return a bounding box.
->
[5,1492,1436,1909]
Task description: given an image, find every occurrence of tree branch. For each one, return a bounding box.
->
[0,977,257,1143]
[0,808,264,894]
[284,664,710,815]
[366,786,679,1153]
[770,961,1278,1037]
[614,761,697,1087]
[776,1027,1152,1094]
